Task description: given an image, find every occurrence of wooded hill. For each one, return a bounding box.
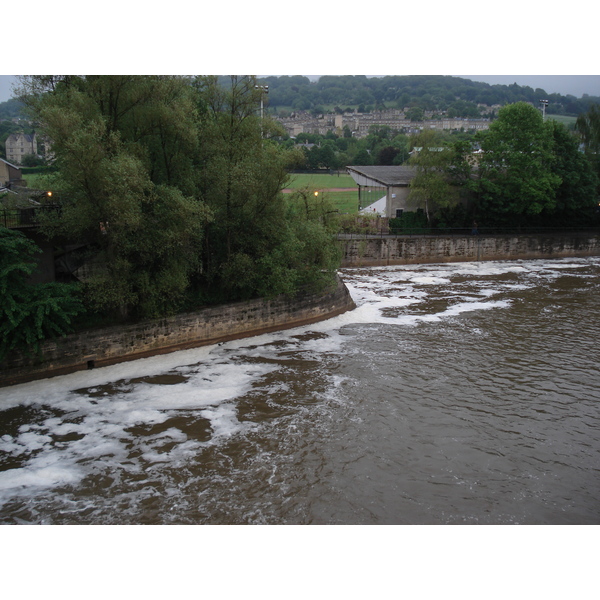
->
[3,76,599,122]
[248,75,600,117]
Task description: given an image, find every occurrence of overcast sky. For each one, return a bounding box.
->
[3,3,598,103]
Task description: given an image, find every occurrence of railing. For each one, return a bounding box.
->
[0,205,61,229]
[338,226,600,239]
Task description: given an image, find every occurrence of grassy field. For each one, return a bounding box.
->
[547,114,578,127]
[285,172,359,213]
[285,172,356,189]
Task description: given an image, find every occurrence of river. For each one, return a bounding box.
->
[1,257,599,524]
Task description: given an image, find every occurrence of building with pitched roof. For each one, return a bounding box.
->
[5,132,37,165]
[347,165,417,218]
[0,157,24,187]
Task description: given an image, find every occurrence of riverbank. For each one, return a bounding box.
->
[0,276,356,388]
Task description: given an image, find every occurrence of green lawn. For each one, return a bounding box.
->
[547,114,577,127]
[286,173,356,189]
[321,190,359,213]
[285,172,359,213]
[21,173,52,190]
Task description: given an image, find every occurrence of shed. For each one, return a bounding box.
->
[346,165,417,218]
[0,158,24,187]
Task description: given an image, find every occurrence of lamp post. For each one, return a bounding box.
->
[539,99,549,122]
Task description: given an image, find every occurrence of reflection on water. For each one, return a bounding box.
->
[1,258,599,524]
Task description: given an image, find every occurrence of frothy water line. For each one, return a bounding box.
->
[1,257,599,524]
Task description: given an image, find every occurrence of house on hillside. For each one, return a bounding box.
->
[0,157,25,187]
[347,165,417,218]
[5,132,37,165]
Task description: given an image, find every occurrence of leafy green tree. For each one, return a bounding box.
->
[474,102,561,226]
[192,76,338,302]
[377,146,401,165]
[352,148,373,165]
[0,227,85,360]
[21,153,45,167]
[576,104,600,185]
[405,107,424,121]
[408,131,457,225]
[17,75,210,320]
[543,120,599,225]
[14,74,341,319]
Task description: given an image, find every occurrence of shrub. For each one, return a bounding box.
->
[0,227,85,360]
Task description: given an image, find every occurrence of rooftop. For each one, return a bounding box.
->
[346,165,417,187]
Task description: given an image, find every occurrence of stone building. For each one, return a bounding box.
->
[274,110,490,139]
[5,132,37,165]
[0,157,24,187]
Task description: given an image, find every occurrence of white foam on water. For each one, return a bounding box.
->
[1,256,598,509]
[0,348,282,505]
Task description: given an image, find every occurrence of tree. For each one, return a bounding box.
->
[353,148,372,165]
[17,75,210,320]
[0,227,84,360]
[405,106,424,121]
[21,153,45,167]
[474,102,561,226]
[377,146,401,165]
[408,131,458,225]
[544,120,599,225]
[576,104,600,186]
[192,76,339,302]
[16,75,341,317]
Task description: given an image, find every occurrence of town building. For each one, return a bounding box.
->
[274,110,490,139]
[5,132,37,165]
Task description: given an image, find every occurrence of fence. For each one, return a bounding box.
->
[0,205,60,229]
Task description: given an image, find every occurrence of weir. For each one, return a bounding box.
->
[340,231,600,266]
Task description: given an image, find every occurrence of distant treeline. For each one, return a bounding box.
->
[242,75,600,116]
[2,76,599,121]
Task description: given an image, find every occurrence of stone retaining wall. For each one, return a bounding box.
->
[341,232,600,267]
[0,277,356,387]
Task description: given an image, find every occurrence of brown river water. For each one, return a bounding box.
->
[1,257,599,524]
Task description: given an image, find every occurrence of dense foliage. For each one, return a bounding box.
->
[474,102,562,225]
[576,104,600,187]
[15,75,341,328]
[0,227,85,360]
[404,102,599,229]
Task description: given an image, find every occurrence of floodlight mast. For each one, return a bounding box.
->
[539,99,549,121]
[255,85,269,121]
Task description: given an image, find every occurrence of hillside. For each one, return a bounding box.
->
[3,75,599,123]
[251,75,600,117]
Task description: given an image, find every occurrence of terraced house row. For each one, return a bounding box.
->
[275,110,491,138]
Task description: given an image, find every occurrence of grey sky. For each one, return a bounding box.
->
[454,75,600,98]
[0,75,18,102]
[2,74,600,104]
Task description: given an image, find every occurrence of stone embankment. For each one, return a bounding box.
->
[0,276,356,387]
[341,232,600,267]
